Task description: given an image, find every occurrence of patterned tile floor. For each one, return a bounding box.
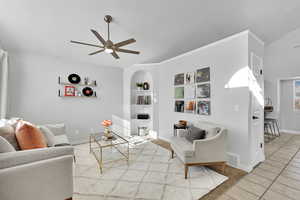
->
[217,133,300,200]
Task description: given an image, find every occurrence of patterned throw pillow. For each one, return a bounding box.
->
[0,125,21,150]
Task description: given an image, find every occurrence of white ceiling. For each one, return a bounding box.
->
[1,0,300,68]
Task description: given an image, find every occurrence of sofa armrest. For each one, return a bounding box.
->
[192,129,227,162]
[0,146,74,169]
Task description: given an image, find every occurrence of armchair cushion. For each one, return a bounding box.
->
[0,146,74,169]
[170,136,194,157]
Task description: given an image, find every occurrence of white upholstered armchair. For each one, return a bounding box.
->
[170,121,227,179]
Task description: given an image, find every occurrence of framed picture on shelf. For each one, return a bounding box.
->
[175,100,185,112]
[197,101,211,115]
[64,86,76,96]
[174,73,184,85]
[185,85,196,99]
[185,100,196,114]
[196,83,210,98]
[196,67,210,83]
[185,72,195,84]
[174,87,184,99]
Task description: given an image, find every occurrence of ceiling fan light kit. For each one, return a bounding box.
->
[70,15,140,59]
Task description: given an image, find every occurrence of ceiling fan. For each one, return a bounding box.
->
[70,15,140,59]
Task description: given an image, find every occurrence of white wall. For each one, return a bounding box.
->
[264,27,300,132]
[8,52,123,144]
[124,31,264,171]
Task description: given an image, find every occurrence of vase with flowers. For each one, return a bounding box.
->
[101,120,113,139]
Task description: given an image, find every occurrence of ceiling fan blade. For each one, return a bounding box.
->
[294,45,300,48]
[90,29,106,46]
[116,48,140,54]
[111,51,120,59]
[114,38,136,47]
[70,40,103,48]
[89,49,105,55]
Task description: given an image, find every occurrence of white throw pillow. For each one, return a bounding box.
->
[39,126,56,147]
[0,136,16,153]
[44,123,66,136]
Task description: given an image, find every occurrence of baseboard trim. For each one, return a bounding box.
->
[280,129,300,135]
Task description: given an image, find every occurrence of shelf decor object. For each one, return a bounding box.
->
[64,86,75,96]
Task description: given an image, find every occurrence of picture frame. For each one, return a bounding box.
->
[185,100,196,114]
[196,67,210,83]
[64,86,76,96]
[175,100,185,112]
[174,87,184,99]
[197,83,210,98]
[197,101,211,115]
[174,73,184,85]
[185,72,195,84]
[185,85,196,99]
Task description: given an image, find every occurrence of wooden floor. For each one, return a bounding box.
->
[152,139,247,200]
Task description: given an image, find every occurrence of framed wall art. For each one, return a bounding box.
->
[196,67,210,83]
[197,83,210,98]
[185,100,196,114]
[174,73,184,85]
[174,87,184,99]
[185,85,196,99]
[185,72,195,84]
[175,100,185,112]
[197,101,211,115]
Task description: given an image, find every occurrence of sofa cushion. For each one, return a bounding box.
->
[15,121,47,150]
[39,126,56,147]
[0,136,16,153]
[54,135,70,146]
[44,123,66,136]
[0,125,21,150]
[185,126,206,143]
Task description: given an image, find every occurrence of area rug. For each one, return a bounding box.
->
[73,137,228,200]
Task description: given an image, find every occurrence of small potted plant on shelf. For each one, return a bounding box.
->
[101,120,113,139]
[136,82,144,90]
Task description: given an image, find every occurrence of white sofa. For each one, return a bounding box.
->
[0,120,74,200]
[170,121,227,179]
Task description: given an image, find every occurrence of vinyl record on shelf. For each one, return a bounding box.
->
[68,74,81,84]
[82,87,93,96]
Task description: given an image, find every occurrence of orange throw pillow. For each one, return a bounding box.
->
[15,121,47,150]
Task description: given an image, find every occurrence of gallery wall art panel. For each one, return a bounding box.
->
[174,73,184,85]
[185,100,196,113]
[196,67,210,83]
[185,72,195,84]
[185,85,196,99]
[175,100,185,112]
[197,101,211,115]
[197,83,210,98]
[174,87,184,99]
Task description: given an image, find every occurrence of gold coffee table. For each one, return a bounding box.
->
[89,132,129,173]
